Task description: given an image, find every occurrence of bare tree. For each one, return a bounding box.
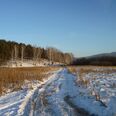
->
[11,49,14,63]
[46,47,52,65]
[21,45,25,66]
[64,53,74,65]
[33,46,37,65]
[36,47,42,64]
[47,47,54,65]
[14,45,18,66]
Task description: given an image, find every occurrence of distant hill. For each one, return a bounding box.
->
[73,52,116,66]
[88,52,116,58]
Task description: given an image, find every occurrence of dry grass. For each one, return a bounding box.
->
[68,66,116,87]
[67,66,78,76]
[68,66,116,105]
[68,66,116,75]
[0,66,60,95]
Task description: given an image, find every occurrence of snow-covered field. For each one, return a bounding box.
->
[69,67,116,116]
[1,59,63,67]
[0,67,116,116]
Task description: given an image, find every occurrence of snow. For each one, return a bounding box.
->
[0,68,116,116]
[6,59,49,67]
[74,68,116,116]
[1,59,63,67]
[0,90,26,116]
[0,69,61,116]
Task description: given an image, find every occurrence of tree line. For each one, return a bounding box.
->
[0,39,74,65]
[73,56,116,66]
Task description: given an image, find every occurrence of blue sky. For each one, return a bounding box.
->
[0,0,116,57]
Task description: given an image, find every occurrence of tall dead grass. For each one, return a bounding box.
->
[68,66,116,87]
[68,66,116,105]
[0,67,60,95]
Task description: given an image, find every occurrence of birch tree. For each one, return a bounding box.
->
[14,45,18,66]
[33,46,36,65]
[21,45,25,66]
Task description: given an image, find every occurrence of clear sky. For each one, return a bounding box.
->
[0,0,116,57]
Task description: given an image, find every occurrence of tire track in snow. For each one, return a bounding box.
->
[18,68,92,116]
[29,68,89,116]
[17,69,62,116]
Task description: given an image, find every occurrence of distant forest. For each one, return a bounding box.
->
[0,39,73,65]
[1,39,116,66]
[73,56,116,66]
